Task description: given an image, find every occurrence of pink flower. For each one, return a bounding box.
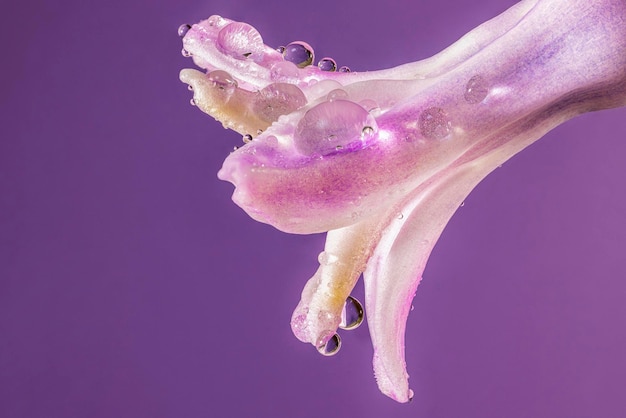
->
[180,0,626,402]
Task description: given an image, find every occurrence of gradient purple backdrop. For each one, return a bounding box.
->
[1,0,625,417]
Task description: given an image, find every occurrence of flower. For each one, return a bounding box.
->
[179,0,626,402]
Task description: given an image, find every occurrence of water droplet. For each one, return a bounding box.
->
[207,15,226,28]
[187,85,193,91]
[283,41,314,68]
[460,201,465,207]
[233,146,239,151]
[217,22,264,60]
[242,134,253,143]
[318,251,339,265]
[338,66,351,73]
[339,296,364,330]
[207,70,238,95]
[189,98,196,106]
[361,126,374,138]
[397,212,404,220]
[326,89,348,102]
[317,332,341,356]
[276,45,286,53]
[294,100,378,156]
[252,83,307,123]
[181,48,191,57]
[419,107,452,140]
[410,305,415,311]
[270,61,300,82]
[178,24,191,37]
[408,389,415,402]
[359,99,379,112]
[464,75,489,104]
[317,57,337,72]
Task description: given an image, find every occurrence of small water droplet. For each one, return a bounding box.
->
[326,89,348,102]
[317,57,337,72]
[207,15,226,28]
[207,70,238,95]
[276,45,286,54]
[187,85,193,91]
[242,134,253,143]
[397,213,404,219]
[283,41,315,68]
[460,201,465,207]
[189,98,196,106]
[361,126,374,138]
[217,22,264,60]
[181,48,191,57]
[316,332,341,356]
[419,107,451,140]
[233,145,239,151]
[464,75,489,104]
[340,296,364,330]
[410,305,415,312]
[408,389,415,402]
[338,66,351,73]
[178,24,191,37]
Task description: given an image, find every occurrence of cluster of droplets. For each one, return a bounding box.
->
[277,42,350,73]
[315,296,365,356]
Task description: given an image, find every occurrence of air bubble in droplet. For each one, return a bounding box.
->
[207,70,238,95]
[283,41,315,68]
[317,57,337,72]
[339,296,364,330]
[419,107,452,140]
[316,332,341,356]
[338,66,351,73]
[327,89,348,102]
[217,22,264,60]
[464,75,489,104]
[178,24,191,37]
[294,100,378,156]
[181,48,191,57]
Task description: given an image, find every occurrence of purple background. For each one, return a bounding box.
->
[2,0,625,416]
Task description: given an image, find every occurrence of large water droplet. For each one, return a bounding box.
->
[252,83,307,123]
[283,41,314,68]
[207,70,238,95]
[178,24,191,37]
[419,107,451,140]
[294,100,378,156]
[217,22,264,60]
[464,75,489,104]
[339,296,364,330]
[318,57,337,72]
[317,332,341,356]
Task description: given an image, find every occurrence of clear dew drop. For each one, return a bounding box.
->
[397,212,404,220]
[316,332,341,356]
[207,15,226,28]
[419,107,452,140]
[242,134,253,143]
[252,83,307,123]
[181,48,191,57]
[187,85,193,91]
[361,126,374,138]
[276,45,286,53]
[317,57,337,72]
[464,74,489,104]
[207,70,238,95]
[294,100,378,156]
[217,22,264,60]
[339,296,364,330]
[408,389,415,402]
[326,89,349,102]
[189,98,196,106]
[178,24,191,37]
[283,41,315,68]
[338,66,351,73]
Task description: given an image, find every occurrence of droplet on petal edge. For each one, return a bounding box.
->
[216,22,264,60]
[177,23,191,37]
[318,57,337,72]
[283,41,315,68]
[339,296,364,330]
[338,66,351,73]
[316,332,341,356]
